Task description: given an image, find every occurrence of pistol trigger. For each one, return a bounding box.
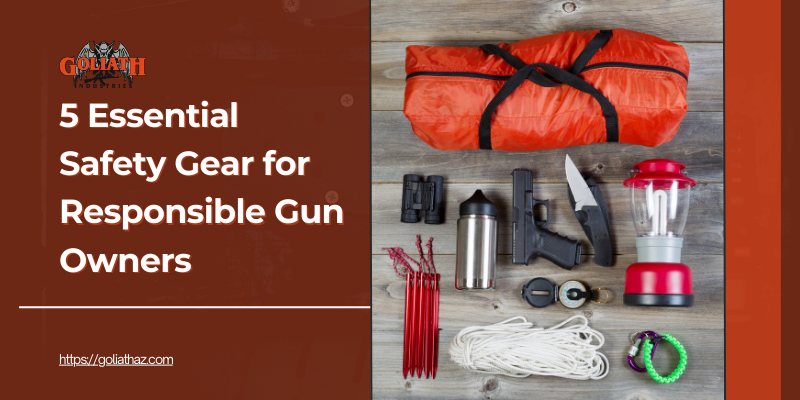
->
[533,199,550,227]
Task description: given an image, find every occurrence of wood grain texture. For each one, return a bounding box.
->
[371,0,723,43]
[372,254,723,398]
[370,1,723,397]
[372,111,723,183]
[372,182,723,255]
[372,254,722,331]
[373,329,723,399]
[371,42,722,112]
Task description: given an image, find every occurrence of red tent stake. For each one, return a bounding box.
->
[383,237,440,380]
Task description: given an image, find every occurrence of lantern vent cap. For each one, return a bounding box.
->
[623,159,697,189]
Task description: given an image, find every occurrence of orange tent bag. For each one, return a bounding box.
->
[403,29,689,151]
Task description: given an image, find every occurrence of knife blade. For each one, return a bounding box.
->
[565,155,613,267]
[565,155,597,210]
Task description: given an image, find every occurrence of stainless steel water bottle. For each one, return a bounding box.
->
[455,190,498,290]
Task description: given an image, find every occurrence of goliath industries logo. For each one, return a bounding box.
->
[59,41,145,88]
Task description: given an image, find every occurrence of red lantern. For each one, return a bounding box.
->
[622,159,696,307]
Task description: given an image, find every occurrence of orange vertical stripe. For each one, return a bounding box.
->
[726,0,782,398]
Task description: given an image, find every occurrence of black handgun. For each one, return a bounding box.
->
[511,169,582,270]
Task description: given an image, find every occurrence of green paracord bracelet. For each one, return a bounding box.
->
[642,333,687,383]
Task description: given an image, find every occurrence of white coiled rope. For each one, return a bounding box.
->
[448,315,609,380]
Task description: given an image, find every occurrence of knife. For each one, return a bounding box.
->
[565,155,613,267]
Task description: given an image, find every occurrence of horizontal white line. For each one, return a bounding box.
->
[21,306,370,309]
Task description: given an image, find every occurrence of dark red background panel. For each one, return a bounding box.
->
[3,1,370,398]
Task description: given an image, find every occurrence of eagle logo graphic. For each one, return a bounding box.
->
[74,41,133,85]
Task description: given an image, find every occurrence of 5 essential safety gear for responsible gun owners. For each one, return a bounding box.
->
[455,190,498,290]
[404,29,689,151]
[511,169,582,270]
[565,155,613,267]
[401,174,445,224]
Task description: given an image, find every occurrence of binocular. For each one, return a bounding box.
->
[401,174,445,224]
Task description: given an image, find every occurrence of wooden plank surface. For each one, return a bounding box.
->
[372,253,723,398]
[372,183,723,255]
[371,0,723,397]
[372,42,723,112]
[372,0,723,43]
[372,111,723,183]
[373,329,723,399]
[372,254,723,331]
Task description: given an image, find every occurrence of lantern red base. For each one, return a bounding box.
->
[623,262,694,307]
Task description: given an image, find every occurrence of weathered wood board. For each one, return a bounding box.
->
[372,111,723,183]
[372,254,723,331]
[372,42,723,112]
[373,329,724,399]
[372,0,723,43]
[372,254,724,399]
[372,183,723,255]
[371,0,723,397]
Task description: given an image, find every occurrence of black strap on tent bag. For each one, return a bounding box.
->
[477,30,618,150]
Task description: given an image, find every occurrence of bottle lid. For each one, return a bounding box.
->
[459,190,497,216]
[623,159,696,189]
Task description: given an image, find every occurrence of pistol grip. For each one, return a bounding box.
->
[540,229,582,270]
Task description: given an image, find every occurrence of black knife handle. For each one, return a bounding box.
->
[583,205,612,267]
